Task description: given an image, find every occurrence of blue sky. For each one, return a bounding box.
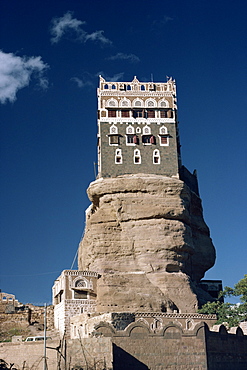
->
[0,0,246,305]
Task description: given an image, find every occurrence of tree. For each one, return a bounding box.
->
[198,274,247,328]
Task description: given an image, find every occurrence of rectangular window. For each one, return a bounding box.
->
[108,110,117,117]
[121,110,130,117]
[161,136,168,145]
[109,135,119,145]
[142,135,151,144]
[127,135,134,144]
[160,110,167,118]
[133,110,143,118]
[74,290,87,299]
[147,110,155,118]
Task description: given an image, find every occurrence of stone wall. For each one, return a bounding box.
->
[99,120,179,178]
[0,338,113,370]
[205,325,247,370]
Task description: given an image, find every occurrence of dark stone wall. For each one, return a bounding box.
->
[94,321,247,370]
[99,121,179,178]
[205,326,247,370]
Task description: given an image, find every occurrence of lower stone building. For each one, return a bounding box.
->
[52,269,99,335]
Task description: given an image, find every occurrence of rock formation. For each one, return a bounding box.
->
[78,174,216,313]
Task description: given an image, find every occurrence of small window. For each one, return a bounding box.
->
[126,125,134,135]
[134,100,142,107]
[133,110,143,118]
[159,136,169,146]
[115,149,122,164]
[159,126,168,135]
[153,150,160,164]
[134,149,141,164]
[75,279,87,288]
[147,110,155,118]
[143,126,151,135]
[109,135,119,145]
[112,84,116,89]
[142,135,151,144]
[126,135,139,145]
[104,84,108,89]
[127,85,131,90]
[110,125,118,134]
[121,110,130,117]
[108,99,117,107]
[74,290,87,299]
[141,85,145,91]
[160,110,167,118]
[148,100,154,107]
[108,110,117,117]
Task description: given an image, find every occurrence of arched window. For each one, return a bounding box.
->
[109,125,119,145]
[104,84,108,89]
[112,84,116,89]
[75,279,87,288]
[134,100,142,107]
[159,126,169,146]
[159,99,168,108]
[143,126,151,135]
[127,85,131,90]
[126,126,138,145]
[120,98,131,107]
[153,149,160,164]
[110,125,118,134]
[107,98,118,107]
[126,125,134,134]
[134,149,141,164]
[115,149,122,164]
[141,85,145,91]
[145,98,157,108]
[159,126,167,135]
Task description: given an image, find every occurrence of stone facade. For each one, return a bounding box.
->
[97,76,181,178]
[53,270,99,336]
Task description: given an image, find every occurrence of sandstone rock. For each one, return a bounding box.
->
[78,174,216,313]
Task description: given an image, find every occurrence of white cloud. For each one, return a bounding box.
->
[97,72,124,82]
[0,50,49,104]
[50,12,112,45]
[107,53,140,63]
[70,77,94,88]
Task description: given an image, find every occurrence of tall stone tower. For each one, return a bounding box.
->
[78,76,216,314]
[97,76,181,179]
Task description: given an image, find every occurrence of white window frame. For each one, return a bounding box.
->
[153,149,160,164]
[133,149,141,164]
[115,149,123,164]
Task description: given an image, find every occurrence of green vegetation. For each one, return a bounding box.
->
[198,275,247,328]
